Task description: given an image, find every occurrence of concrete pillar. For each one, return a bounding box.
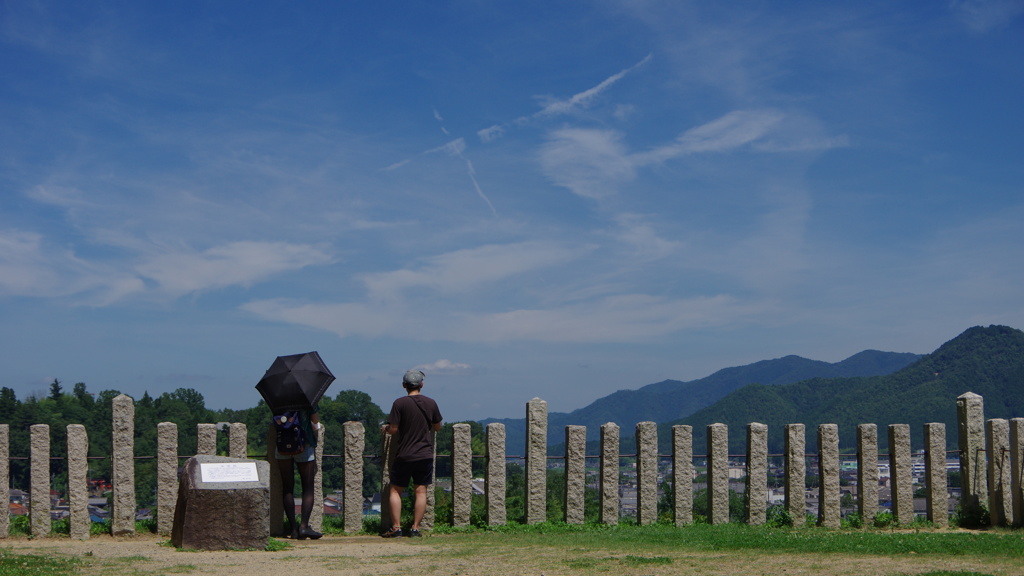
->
[30,424,50,537]
[888,424,913,526]
[0,424,8,538]
[707,423,729,525]
[310,423,324,531]
[422,430,437,531]
[111,394,135,536]
[746,423,767,525]
[196,423,217,456]
[957,392,988,519]
[924,423,947,527]
[452,423,472,527]
[986,418,1011,526]
[817,424,840,528]
[267,422,284,536]
[67,424,90,540]
[636,421,658,525]
[785,423,806,521]
[525,398,548,524]
[857,424,878,524]
[157,422,178,536]
[229,423,247,459]
[564,426,586,524]
[343,421,364,533]
[672,425,693,526]
[1011,418,1024,527]
[600,423,619,525]
[485,423,506,526]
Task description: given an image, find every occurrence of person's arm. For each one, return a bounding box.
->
[382,421,399,435]
[431,421,442,432]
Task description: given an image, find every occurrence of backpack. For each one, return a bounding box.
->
[274,411,306,455]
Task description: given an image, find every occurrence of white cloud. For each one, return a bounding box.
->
[362,241,585,301]
[950,0,1024,32]
[136,241,333,297]
[413,359,473,376]
[539,128,636,199]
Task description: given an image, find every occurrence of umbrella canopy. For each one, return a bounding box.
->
[255,351,335,413]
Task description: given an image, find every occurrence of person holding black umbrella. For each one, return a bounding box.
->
[380,369,443,538]
[275,407,323,540]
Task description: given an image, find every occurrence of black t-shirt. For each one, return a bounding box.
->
[388,394,443,462]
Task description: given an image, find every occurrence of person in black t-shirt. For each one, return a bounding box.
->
[380,369,443,538]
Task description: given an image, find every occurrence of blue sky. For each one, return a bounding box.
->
[2,1,1022,421]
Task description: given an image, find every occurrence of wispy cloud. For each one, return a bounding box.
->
[950,0,1024,32]
[477,54,653,143]
[136,241,333,297]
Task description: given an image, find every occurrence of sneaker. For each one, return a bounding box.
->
[408,529,422,537]
[381,527,403,538]
[299,526,323,540]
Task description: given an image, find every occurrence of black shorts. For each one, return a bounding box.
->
[390,458,434,487]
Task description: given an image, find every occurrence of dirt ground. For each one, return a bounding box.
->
[2,532,1020,576]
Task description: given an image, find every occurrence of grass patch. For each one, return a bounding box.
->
[0,549,82,575]
[432,521,1024,558]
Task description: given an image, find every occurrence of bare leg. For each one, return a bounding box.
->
[388,483,404,530]
[411,484,428,530]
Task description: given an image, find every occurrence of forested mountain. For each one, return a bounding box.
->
[483,349,920,455]
[665,325,1024,454]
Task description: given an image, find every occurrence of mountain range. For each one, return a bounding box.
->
[481,346,922,455]
[664,324,1024,454]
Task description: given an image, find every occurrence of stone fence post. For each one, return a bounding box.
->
[957,392,988,520]
[636,421,658,525]
[889,424,913,526]
[746,423,767,525]
[785,423,805,520]
[197,423,217,455]
[30,424,50,537]
[67,424,89,540]
[1011,418,1024,527]
[857,424,878,524]
[343,421,364,533]
[924,422,947,527]
[673,425,693,526]
[267,423,284,536]
[564,425,586,525]
[157,422,178,535]
[311,424,324,531]
[112,394,135,536]
[525,398,547,524]
[707,423,729,525]
[987,418,1011,526]
[600,422,619,525]
[451,423,472,527]
[486,423,506,526]
[229,423,247,458]
[0,424,8,538]
[817,424,839,528]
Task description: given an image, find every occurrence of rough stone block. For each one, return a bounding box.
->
[672,425,693,526]
[746,423,767,525]
[30,424,50,537]
[636,421,658,525]
[452,423,472,526]
[486,423,506,526]
[817,424,840,528]
[112,394,135,536]
[525,398,547,524]
[564,425,586,525]
[857,423,878,523]
[343,421,365,532]
[888,424,913,525]
[600,423,619,525]
[957,392,987,517]
[784,423,806,520]
[707,423,729,525]
[67,424,90,540]
[987,418,1011,526]
[924,423,947,527]
[171,455,271,551]
[157,422,179,536]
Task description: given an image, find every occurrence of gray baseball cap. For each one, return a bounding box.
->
[403,369,424,386]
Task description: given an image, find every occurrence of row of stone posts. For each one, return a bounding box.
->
[2,391,1022,539]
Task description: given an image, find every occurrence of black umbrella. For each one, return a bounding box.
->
[255,351,335,413]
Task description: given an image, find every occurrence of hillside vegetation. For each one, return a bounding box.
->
[668,325,1024,453]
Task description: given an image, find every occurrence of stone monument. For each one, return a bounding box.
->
[171,455,271,550]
